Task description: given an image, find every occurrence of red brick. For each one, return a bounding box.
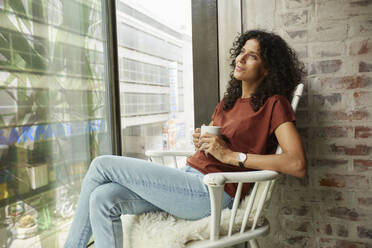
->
[349,15,372,38]
[311,42,345,58]
[285,174,310,188]
[316,110,368,122]
[354,160,372,171]
[311,126,352,138]
[316,222,350,237]
[284,189,346,203]
[358,226,372,239]
[317,190,346,202]
[330,144,371,156]
[353,92,372,106]
[337,224,349,237]
[348,0,372,15]
[319,175,346,188]
[349,0,372,7]
[325,223,333,235]
[281,205,311,217]
[286,30,308,42]
[318,174,369,189]
[350,39,372,55]
[285,235,311,247]
[357,194,372,207]
[283,219,312,233]
[313,93,342,107]
[282,10,309,26]
[319,237,368,248]
[316,222,333,236]
[310,22,348,42]
[310,60,342,75]
[360,61,372,72]
[317,0,348,21]
[311,159,348,169]
[327,207,360,221]
[320,75,372,90]
[285,0,313,9]
[355,126,372,138]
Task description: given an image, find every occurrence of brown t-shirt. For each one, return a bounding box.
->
[187,94,296,198]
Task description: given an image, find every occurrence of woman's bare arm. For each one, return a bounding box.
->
[227,121,307,178]
[199,121,307,178]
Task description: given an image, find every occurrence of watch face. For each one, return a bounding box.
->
[238,153,246,162]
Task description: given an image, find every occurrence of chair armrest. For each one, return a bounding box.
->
[203,170,280,186]
[145,150,195,157]
[204,170,280,240]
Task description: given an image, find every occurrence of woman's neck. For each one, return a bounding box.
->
[241,81,259,98]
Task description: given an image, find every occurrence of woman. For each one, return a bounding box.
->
[64,30,307,248]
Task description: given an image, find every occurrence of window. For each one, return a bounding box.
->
[0,0,112,246]
[0,0,194,246]
[117,0,194,158]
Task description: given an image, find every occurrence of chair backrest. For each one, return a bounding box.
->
[262,83,304,205]
[226,83,305,236]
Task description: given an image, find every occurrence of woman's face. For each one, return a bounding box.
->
[233,39,267,84]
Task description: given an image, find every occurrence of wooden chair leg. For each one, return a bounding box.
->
[249,239,259,248]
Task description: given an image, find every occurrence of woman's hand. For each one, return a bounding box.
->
[192,128,201,150]
[198,133,231,163]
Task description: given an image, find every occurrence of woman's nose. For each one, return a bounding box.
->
[237,55,245,64]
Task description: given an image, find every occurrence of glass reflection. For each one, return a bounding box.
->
[0,0,111,247]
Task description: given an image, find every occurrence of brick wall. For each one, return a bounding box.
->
[248,0,372,247]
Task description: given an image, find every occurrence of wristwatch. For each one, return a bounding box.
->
[238,153,247,168]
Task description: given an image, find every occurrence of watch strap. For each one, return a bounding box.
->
[238,153,246,168]
[238,161,245,168]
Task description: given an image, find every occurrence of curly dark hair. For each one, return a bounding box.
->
[223,29,306,111]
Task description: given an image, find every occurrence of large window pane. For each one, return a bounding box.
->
[117,0,194,158]
[0,0,112,247]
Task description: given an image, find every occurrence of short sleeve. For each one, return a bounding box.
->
[269,96,296,135]
[211,100,223,122]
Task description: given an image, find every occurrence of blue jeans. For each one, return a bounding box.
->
[64,155,233,248]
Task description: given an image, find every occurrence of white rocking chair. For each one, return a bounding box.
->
[127,84,304,248]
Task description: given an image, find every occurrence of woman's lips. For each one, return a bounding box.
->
[235,65,245,71]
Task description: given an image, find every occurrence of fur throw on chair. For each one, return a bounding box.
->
[121,195,264,248]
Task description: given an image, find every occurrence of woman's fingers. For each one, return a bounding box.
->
[192,133,200,138]
[192,128,203,148]
[199,142,209,151]
[193,138,200,147]
[198,136,215,145]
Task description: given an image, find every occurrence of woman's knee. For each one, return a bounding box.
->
[90,155,115,170]
[85,155,118,180]
[89,184,121,216]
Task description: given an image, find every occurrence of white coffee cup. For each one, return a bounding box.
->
[201,125,221,136]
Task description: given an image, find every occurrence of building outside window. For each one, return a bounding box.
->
[117,0,194,159]
[0,0,193,247]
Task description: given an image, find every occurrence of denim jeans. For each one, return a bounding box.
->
[64,155,233,248]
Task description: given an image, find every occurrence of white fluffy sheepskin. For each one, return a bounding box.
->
[121,196,263,248]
